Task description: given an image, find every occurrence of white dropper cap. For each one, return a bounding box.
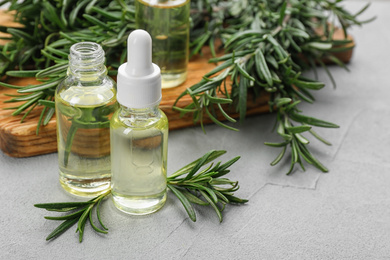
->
[117,29,161,108]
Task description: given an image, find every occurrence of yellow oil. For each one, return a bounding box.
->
[136,0,190,88]
[55,83,117,197]
[110,108,168,215]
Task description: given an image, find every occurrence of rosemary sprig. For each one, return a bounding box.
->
[35,150,247,242]
[167,150,247,222]
[34,189,110,242]
[264,98,339,174]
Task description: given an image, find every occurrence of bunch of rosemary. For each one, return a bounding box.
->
[35,150,247,242]
[179,0,373,173]
[0,0,373,173]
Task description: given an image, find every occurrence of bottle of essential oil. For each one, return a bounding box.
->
[110,30,168,215]
[55,42,117,197]
[136,0,190,88]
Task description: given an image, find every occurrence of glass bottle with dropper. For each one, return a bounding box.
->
[135,0,190,89]
[110,30,168,215]
[55,42,117,197]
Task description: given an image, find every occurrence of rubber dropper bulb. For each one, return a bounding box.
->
[117,29,162,109]
[125,30,154,77]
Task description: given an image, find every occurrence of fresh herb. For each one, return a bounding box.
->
[35,150,247,242]
[167,150,247,222]
[175,0,374,173]
[0,0,373,173]
[35,189,110,242]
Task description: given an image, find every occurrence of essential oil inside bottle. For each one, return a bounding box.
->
[110,107,168,214]
[136,0,190,88]
[55,42,117,197]
[110,30,168,215]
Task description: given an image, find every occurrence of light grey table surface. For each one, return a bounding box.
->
[1,1,389,259]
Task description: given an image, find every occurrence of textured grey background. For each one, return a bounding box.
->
[1,1,389,259]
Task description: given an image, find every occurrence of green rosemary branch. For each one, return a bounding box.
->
[167,150,247,222]
[174,0,374,174]
[34,150,247,242]
[34,189,110,242]
[264,97,339,174]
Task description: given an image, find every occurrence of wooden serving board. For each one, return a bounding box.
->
[0,10,354,157]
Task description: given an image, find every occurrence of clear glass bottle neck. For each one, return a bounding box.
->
[119,105,160,118]
[67,42,107,81]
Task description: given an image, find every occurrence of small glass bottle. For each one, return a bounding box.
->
[110,30,168,215]
[55,42,117,197]
[135,0,190,89]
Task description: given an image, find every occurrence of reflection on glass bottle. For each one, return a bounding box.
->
[55,42,117,197]
[136,0,190,88]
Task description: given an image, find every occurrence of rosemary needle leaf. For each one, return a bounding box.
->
[34,201,94,210]
[44,207,86,220]
[6,70,39,78]
[0,81,23,89]
[11,95,43,116]
[43,107,55,126]
[46,218,79,241]
[224,194,248,204]
[205,107,239,132]
[181,190,209,206]
[89,209,108,234]
[189,183,218,204]
[217,156,241,173]
[278,1,287,26]
[309,129,332,146]
[213,190,230,204]
[264,141,290,148]
[96,197,108,231]
[217,103,237,123]
[255,50,273,86]
[83,14,111,30]
[238,76,247,122]
[199,190,223,223]
[293,80,325,90]
[38,100,55,108]
[7,28,35,42]
[205,93,232,104]
[36,105,47,135]
[285,125,312,134]
[289,112,339,128]
[17,80,61,93]
[167,184,197,222]
[270,146,287,166]
[177,150,223,180]
[4,91,44,102]
[275,98,292,107]
[20,103,38,123]
[45,207,79,212]
[77,205,93,242]
[236,64,255,82]
[36,63,68,78]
